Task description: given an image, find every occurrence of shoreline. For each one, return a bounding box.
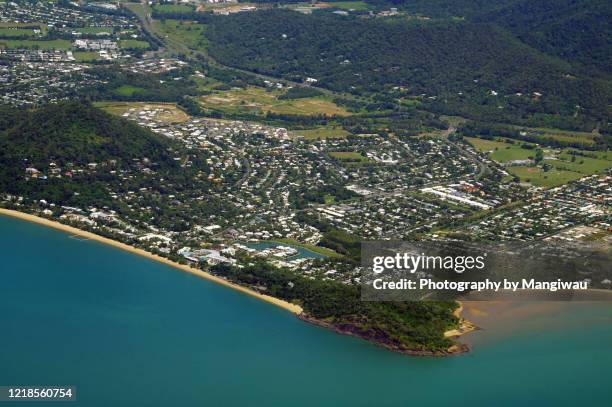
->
[0,208,473,357]
[444,301,478,339]
[0,208,303,315]
[299,314,470,356]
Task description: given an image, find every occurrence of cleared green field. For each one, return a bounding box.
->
[467,125,597,148]
[153,4,194,13]
[593,151,612,160]
[154,19,208,50]
[200,86,350,117]
[325,1,371,11]
[0,22,43,28]
[0,39,71,49]
[73,51,101,61]
[546,152,611,175]
[324,194,335,204]
[581,151,612,161]
[0,22,46,34]
[118,39,149,49]
[466,137,535,162]
[0,28,38,37]
[199,2,258,12]
[294,127,350,139]
[329,151,369,161]
[468,136,611,188]
[490,146,536,162]
[466,137,512,152]
[73,27,113,35]
[507,166,584,188]
[113,85,145,97]
[272,97,349,116]
[530,127,597,146]
[192,75,225,92]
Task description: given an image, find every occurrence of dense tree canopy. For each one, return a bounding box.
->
[204,9,611,129]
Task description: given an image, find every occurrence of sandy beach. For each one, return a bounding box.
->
[0,208,303,315]
[444,301,477,339]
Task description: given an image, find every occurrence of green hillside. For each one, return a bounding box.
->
[0,102,175,168]
[365,0,516,17]
[364,0,611,73]
[204,9,610,128]
[0,103,212,215]
[476,0,612,74]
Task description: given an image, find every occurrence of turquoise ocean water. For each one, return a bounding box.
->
[1,215,611,407]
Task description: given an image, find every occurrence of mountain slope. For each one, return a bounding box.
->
[364,0,611,74]
[366,0,516,17]
[205,10,610,127]
[476,0,612,74]
[0,102,176,169]
[0,102,211,214]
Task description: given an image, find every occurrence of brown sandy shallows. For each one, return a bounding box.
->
[0,208,303,315]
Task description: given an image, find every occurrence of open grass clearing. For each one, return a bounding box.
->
[528,126,598,146]
[507,166,585,188]
[0,27,39,37]
[545,152,611,175]
[329,151,369,162]
[294,127,350,139]
[322,1,371,11]
[111,85,145,97]
[468,136,611,188]
[154,19,208,50]
[118,39,150,49]
[0,22,46,36]
[72,51,102,61]
[0,39,71,49]
[153,4,194,13]
[465,137,510,152]
[200,86,350,117]
[466,137,536,162]
[73,27,113,35]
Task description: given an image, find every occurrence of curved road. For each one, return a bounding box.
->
[126,2,362,102]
